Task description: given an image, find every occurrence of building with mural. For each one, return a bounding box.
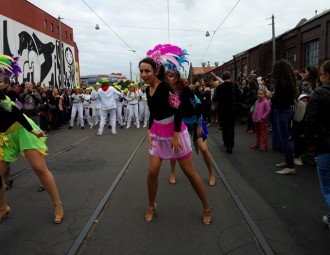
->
[0,0,79,88]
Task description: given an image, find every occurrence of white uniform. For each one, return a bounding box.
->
[82,93,92,126]
[91,89,101,127]
[138,90,149,127]
[69,94,84,128]
[97,86,122,135]
[125,90,139,128]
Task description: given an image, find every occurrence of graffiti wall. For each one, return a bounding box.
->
[0,15,77,88]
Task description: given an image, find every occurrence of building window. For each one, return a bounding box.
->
[65,31,68,39]
[286,47,296,67]
[70,33,72,41]
[305,39,319,67]
[50,23,54,32]
[242,64,248,76]
[44,19,47,29]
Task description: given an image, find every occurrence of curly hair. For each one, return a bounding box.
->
[271,59,299,98]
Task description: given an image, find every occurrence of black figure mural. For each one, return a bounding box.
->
[2,19,76,88]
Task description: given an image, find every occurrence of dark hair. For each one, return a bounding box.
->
[139,57,165,81]
[321,60,330,75]
[272,59,299,98]
[165,69,187,92]
[221,71,231,80]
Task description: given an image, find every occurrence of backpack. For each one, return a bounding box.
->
[293,99,306,122]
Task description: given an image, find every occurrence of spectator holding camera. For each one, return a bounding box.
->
[20,82,41,125]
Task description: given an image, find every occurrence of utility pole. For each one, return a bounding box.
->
[272,14,276,66]
[129,61,132,81]
[58,16,65,89]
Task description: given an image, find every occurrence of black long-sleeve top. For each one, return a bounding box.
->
[146,81,182,132]
[0,90,33,133]
[179,86,202,119]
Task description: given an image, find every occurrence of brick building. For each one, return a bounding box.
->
[190,9,330,82]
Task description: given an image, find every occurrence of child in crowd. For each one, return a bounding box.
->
[250,88,271,151]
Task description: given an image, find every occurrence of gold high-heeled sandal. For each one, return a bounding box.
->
[145,203,157,223]
[208,175,216,186]
[54,203,64,224]
[0,205,11,223]
[202,208,212,225]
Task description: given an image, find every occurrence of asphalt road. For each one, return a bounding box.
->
[0,122,329,255]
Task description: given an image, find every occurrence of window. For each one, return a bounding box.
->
[65,31,68,39]
[242,64,248,76]
[44,19,47,29]
[70,33,72,41]
[50,23,54,32]
[286,47,296,67]
[305,39,319,67]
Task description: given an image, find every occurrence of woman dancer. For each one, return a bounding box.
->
[166,69,216,186]
[0,54,63,223]
[140,44,211,224]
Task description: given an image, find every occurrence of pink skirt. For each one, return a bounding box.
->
[149,116,192,160]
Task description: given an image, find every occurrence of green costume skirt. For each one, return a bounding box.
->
[0,118,47,162]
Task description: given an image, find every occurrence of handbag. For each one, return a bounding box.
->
[293,99,306,122]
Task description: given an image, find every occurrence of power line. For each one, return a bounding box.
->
[81,0,135,52]
[200,0,241,64]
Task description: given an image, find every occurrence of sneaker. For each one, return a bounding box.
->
[96,132,102,136]
[275,168,296,175]
[143,124,147,128]
[81,127,84,129]
[126,125,130,129]
[90,125,93,129]
[68,126,73,129]
[294,158,304,166]
[112,131,117,135]
[275,162,287,168]
[206,123,211,127]
[322,215,330,229]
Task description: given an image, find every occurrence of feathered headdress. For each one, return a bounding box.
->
[146,44,189,72]
[0,54,21,77]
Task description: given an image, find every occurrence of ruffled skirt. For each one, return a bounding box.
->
[149,116,192,160]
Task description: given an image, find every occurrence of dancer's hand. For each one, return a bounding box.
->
[196,125,203,137]
[171,132,182,153]
[31,129,46,138]
[147,130,153,148]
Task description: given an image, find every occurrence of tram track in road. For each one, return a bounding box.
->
[210,152,274,255]
[63,132,273,254]
[10,135,94,180]
[66,134,147,255]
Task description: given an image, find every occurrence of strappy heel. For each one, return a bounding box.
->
[145,203,157,222]
[169,175,176,184]
[0,205,11,223]
[208,175,216,186]
[54,203,64,224]
[202,208,212,225]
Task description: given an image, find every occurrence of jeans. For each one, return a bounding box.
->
[316,153,330,219]
[274,108,294,168]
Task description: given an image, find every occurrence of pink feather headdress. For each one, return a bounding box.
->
[146,44,189,72]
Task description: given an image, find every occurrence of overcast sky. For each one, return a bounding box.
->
[28,0,328,79]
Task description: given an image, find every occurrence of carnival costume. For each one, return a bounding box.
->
[0,55,47,163]
[146,44,191,160]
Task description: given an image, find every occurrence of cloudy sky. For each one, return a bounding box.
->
[28,0,328,80]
